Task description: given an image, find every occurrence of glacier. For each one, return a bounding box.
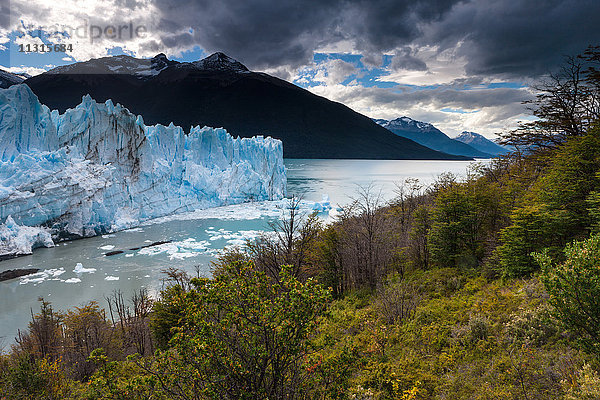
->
[0,84,286,257]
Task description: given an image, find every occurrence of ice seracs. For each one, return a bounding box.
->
[0,84,286,258]
[0,216,54,257]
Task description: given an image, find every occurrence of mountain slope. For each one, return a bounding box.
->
[0,69,27,88]
[24,53,467,160]
[455,131,509,156]
[375,117,492,158]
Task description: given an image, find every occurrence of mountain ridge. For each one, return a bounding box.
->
[0,69,27,88]
[23,53,469,160]
[374,116,492,158]
[455,131,509,156]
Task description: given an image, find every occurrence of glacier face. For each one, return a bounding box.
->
[0,84,286,256]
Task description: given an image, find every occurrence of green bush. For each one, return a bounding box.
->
[538,234,600,357]
[500,127,600,277]
[151,261,331,399]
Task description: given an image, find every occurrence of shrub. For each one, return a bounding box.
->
[537,234,600,357]
[562,363,600,400]
[150,261,331,399]
[374,278,421,325]
[505,305,559,347]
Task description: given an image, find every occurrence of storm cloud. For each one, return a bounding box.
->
[152,0,599,78]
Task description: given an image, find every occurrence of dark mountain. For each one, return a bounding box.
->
[24,52,467,160]
[455,131,510,156]
[0,69,27,88]
[375,117,492,158]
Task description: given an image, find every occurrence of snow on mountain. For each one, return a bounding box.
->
[375,117,492,158]
[454,131,509,156]
[0,84,286,257]
[47,53,179,77]
[45,52,249,78]
[193,52,250,73]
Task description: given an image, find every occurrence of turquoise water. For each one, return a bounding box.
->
[0,158,482,347]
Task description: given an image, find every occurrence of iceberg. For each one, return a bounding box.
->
[0,84,286,257]
[311,194,332,212]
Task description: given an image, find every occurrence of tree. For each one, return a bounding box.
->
[247,196,322,279]
[501,46,600,151]
[308,226,344,298]
[337,185,391,290]
[499,125,600,277]
[105,288,154,356]
[62,301,118,380]
[498,205,553,277]
[537,234,600,358]
[16,298,63,361]
[408,204,431,270]
[429,178,485,269]
[147,261,331,399]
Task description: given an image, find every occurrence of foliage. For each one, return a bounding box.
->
[148,261,331,399]
[311,268,578,399]
[5,47,600,399]
[538,234,600,358]
[562,363,600,400]
[373,275,421,325]
[0,352,72,400]
[150,284,189,350]
[247,196,322,279]
[499,125,600,277]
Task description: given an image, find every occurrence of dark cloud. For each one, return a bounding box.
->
[151,0,599,78]
[0,0,9,29]
[356,85,532,112]
[391,47,427,71]
[424,0,600,78]
[152,0,460,68]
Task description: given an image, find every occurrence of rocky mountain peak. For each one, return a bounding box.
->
[194,52,249,72]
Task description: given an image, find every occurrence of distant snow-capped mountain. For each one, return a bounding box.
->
[455,131,509,156]
[0,69,27,88]
[374,117,492,158]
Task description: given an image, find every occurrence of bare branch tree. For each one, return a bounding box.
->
[501,47,600,151]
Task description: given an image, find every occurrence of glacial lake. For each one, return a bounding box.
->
[0,158,484,347]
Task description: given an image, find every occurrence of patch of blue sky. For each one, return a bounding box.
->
[173,46,206,63]
[293,68,321,88]
[296,52,399,88]
[441,107,479,114]
[313,52,362,65]
[485,82,526,89]
[360,77,398,88]
[107,47,134,56]
[2,29,71,69]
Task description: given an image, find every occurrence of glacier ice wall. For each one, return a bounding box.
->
[0,84,286,255]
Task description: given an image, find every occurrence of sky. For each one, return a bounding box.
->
[0,0,598,139]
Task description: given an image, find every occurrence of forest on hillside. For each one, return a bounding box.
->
[2,46,600,399]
